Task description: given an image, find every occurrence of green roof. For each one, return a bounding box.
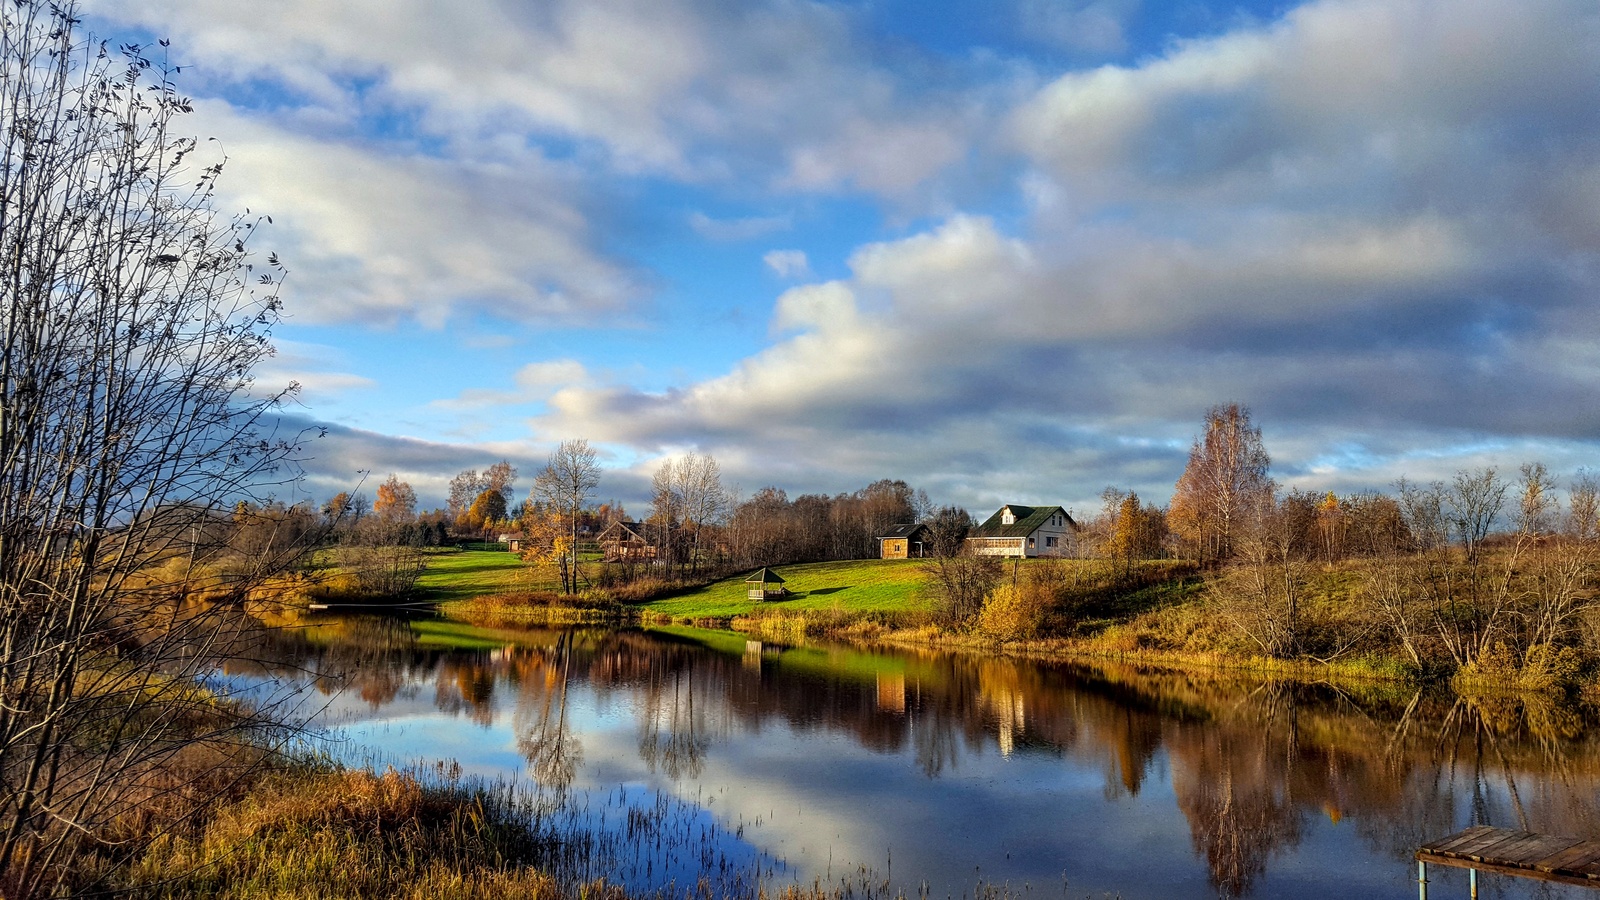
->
[969,504,1073,538]
[744,567,786,584]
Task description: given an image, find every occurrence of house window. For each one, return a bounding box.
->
[1045,536,1056,548]
[1028,537,1036,547]
[1002,508,1015,525]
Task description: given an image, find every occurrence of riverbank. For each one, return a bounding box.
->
[326,549,1596,696]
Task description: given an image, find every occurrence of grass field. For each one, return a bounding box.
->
[413,548,543,601]
[634,558,940,618]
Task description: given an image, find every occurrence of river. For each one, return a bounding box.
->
[221,615,1600,899]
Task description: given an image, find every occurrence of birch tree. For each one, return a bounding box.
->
[533,440,600,594]
[1168,404,1272,566]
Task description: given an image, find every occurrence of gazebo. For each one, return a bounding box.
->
[745,567,787,601]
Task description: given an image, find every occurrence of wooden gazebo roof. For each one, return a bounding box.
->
[744,567,786,585]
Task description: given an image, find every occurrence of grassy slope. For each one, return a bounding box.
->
[635,558,939,618]
[414,549,544,601]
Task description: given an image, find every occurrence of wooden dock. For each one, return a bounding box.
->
[1417,825,1600,896]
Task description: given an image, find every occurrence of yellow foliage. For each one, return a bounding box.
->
[977,583,1049,642]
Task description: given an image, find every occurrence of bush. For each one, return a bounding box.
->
[977,583,1049,642]
[1453,642,1585,693]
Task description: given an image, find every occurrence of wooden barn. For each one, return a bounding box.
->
[878,523,931,559]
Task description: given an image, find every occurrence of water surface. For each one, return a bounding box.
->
[229,617,1600,899]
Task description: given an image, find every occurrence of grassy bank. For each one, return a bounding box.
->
[411,551,1593,695]
[635,558,938,620]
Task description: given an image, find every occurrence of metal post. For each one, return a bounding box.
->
[1469,868,1477,900]
[1417,861,1428,900]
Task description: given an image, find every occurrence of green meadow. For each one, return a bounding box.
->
[634,558,938,618]
[413,547,540,601]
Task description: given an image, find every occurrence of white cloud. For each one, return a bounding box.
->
[251,339,375,408]
[187,103,638,327]
[87,0,983,197]
[1016,0,1139,57]
[689,212,792,242]
[526,0,1600,507]
[433,360,594,411]
[762,249,810,279]
[78,0,1600,510]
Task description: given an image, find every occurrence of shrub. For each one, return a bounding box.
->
[977,583,1049,642]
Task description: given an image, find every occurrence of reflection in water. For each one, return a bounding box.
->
[242,619,1600,899]
[514,632,583,792]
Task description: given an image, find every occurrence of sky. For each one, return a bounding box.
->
[82,0,1600,519]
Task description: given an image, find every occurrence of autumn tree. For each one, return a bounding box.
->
[322,491,353,528]
[1104,491,1166,574]
[483,459,519,507]
[1168,403,1272,567]
[448,468,482,524]
[1313,492,1345,562]
[372,474,418,525]
[533,440,601,594]
[465,489,509,535]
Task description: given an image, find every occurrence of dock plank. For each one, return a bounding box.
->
[1418,827,1600,891]
[1536,843,1600,875]
[1463,830,1538,862]
[1433,827,1518,860]
[1421,825,1497,855]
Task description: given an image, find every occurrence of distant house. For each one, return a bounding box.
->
[878,523,931,559]
[597,520,658,562]
[498,532,526,553]
[966,504,1076,558]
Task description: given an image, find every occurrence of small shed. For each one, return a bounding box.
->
[879,523,931,559]
[745,567,788,601]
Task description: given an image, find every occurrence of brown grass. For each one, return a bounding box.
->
[121,767,583,900]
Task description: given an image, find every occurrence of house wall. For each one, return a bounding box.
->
[968,537,1026,557]
[881,538,908,559]
[1025,514,1073,557]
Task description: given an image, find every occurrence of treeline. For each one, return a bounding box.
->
[722,480,928,566]
[1083,403,1600,688]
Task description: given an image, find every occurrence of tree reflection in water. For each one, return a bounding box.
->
[252,618,1600,899]
[514,630,583,792]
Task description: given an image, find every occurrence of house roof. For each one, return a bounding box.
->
[744,567,786,584]
[878,523,929,540]
[969,504,1074,538]
[598,520,648,538]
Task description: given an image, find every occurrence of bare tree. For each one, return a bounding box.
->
[533,440,600,594]
[1213,490,1318,658]
[923,507,996,623]
[1568,469,1599,541]
[650,452,730,575]
[447,467,482,523]
[0,6,306,892]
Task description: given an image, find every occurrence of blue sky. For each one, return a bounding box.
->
[84,0,1600,517]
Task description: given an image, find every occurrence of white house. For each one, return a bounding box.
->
[965,504,1076,558]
